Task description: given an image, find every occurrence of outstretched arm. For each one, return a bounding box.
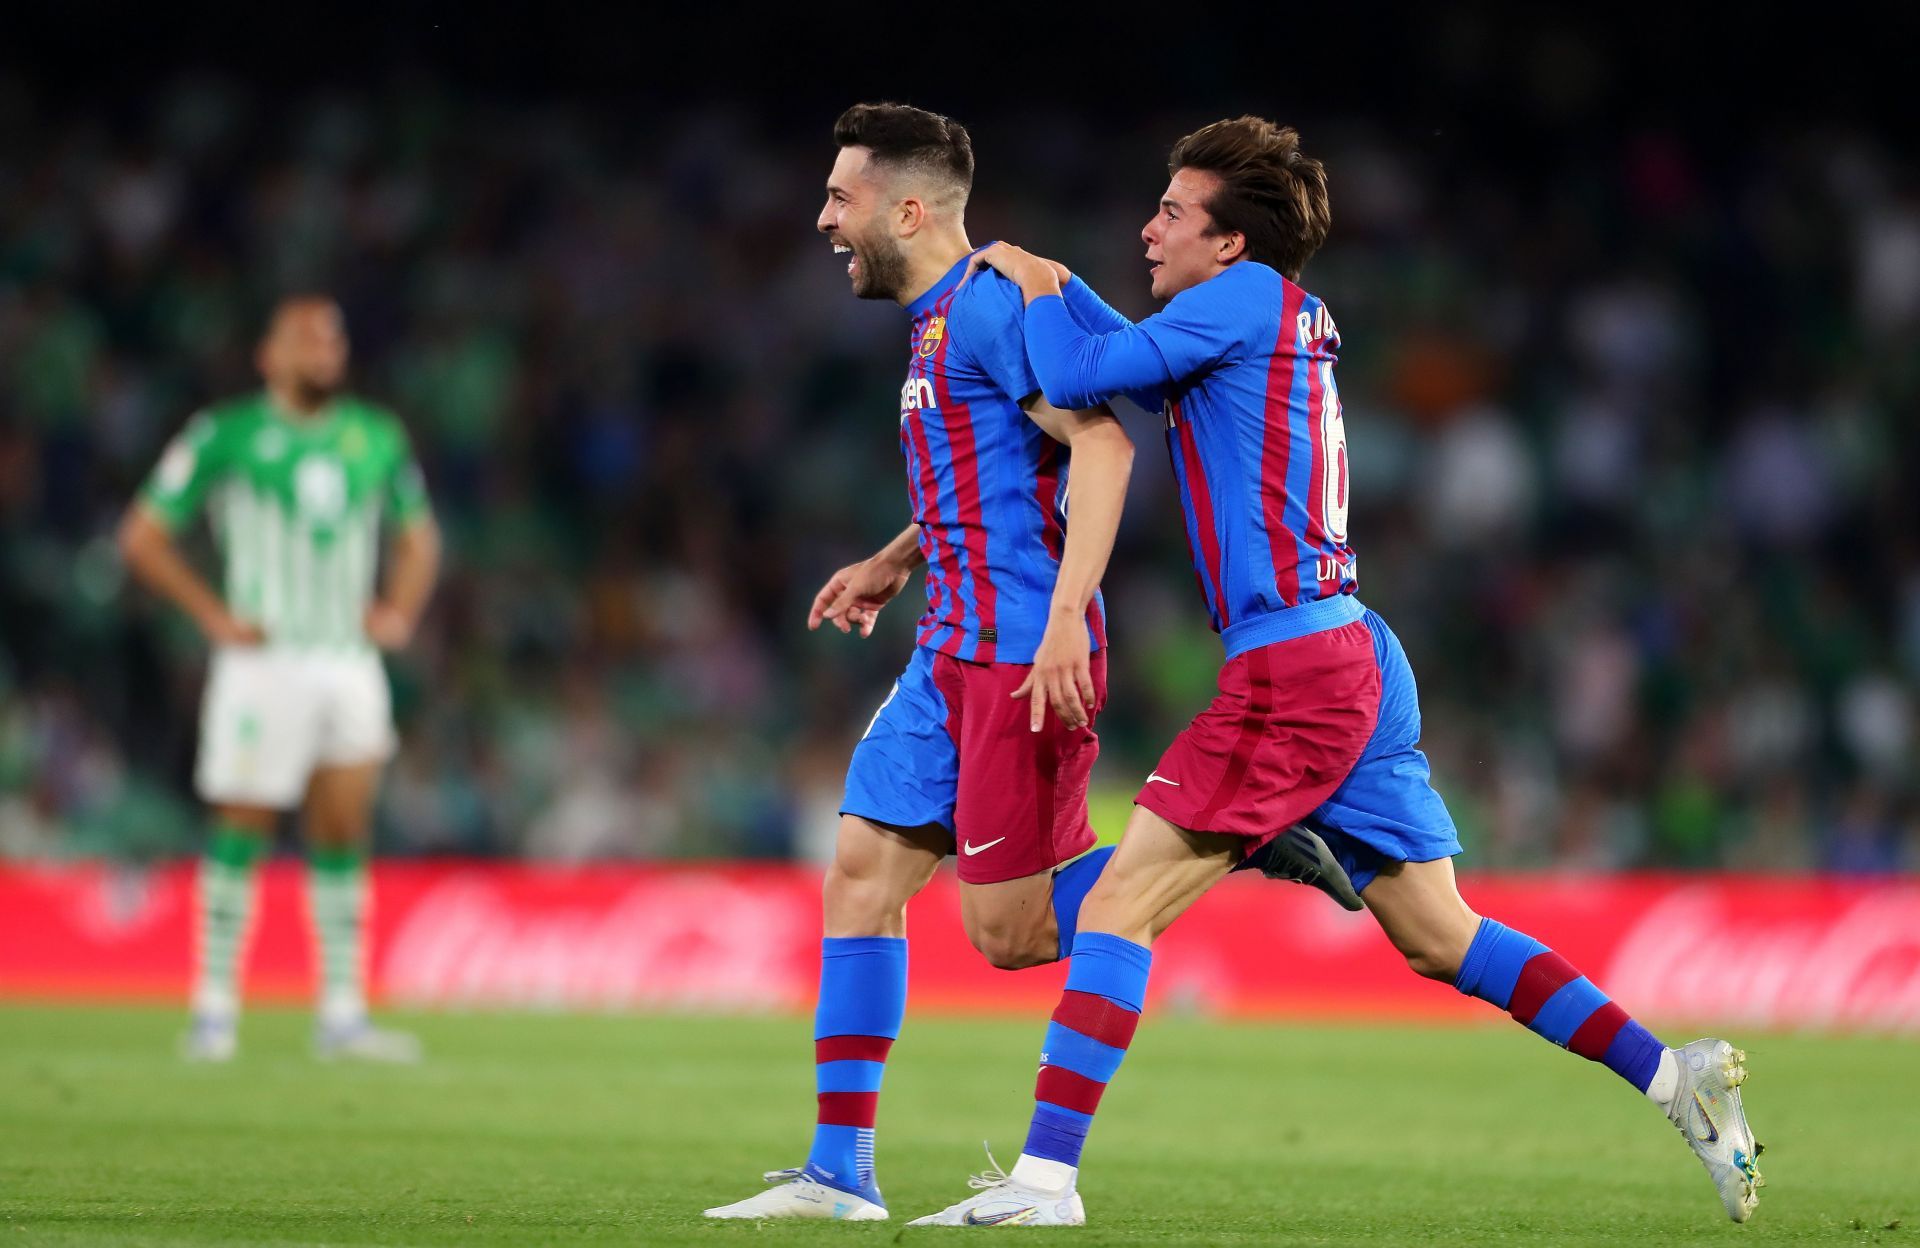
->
[1024,295,1176,411]
[971,244,1176,411]
[1060,274,1136,337]
[1009,252,1137,337]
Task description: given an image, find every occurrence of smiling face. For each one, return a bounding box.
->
[817,145,911,302]
[1140,167,1243,301]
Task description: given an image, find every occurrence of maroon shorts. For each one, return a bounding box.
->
[938,651,1105,883]
[1135,621,1379,848]
[842,646,1105,885]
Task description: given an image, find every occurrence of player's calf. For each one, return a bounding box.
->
[1371,859,1764,1221]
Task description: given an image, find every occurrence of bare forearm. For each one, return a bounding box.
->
[875,523,925,571]
[1049,424,1133,617]
[117,507,227,628]
[382,518,441,624]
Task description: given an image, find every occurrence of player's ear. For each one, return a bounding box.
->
[1216,231,1247,265]
[895,195,927,238]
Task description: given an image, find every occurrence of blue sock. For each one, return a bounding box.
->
[1023,931,1152,1169]
[1455,918,1665,1092]
[1050,847,1114,961]
[805,936,907,1200]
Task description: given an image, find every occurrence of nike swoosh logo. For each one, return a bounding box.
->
[1692,1092,1719,1144]
[962,837,1007,856]
[966,1206,1037,1226]
[1146,773,1180,786]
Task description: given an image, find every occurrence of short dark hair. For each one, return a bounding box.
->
[833,102,974,205]
[1168,117,1330,282]
[261,291,340,336]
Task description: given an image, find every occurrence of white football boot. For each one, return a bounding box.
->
[1666,1037,1765,1222]
[906,1151,1085,1227]
[703,1165,888,1221]
[180,1011,237,1063]
[314,1016,423,1063]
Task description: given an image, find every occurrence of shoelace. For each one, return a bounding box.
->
[965,1143,1013,1191]
[761,1167,804,1185]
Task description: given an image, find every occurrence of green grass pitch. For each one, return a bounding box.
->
[0,1004,1912,1245]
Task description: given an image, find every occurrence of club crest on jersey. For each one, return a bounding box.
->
[295,454,348,521]
[917,315,946,358]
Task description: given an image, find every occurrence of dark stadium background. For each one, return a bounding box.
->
[2,12,1917,1244]
[3,6,1917,872]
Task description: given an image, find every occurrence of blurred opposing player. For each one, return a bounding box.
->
[118,295,440,1063]
[909,118,1764,1227]
[700,102,1140,1223]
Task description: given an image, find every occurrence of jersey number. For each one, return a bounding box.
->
[1319,362,1349,545]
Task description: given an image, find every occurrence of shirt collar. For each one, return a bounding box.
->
[906,246,987,319]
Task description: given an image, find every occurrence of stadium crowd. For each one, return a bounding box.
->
[1,75,1916,872]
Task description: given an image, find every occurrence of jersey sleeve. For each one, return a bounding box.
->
[1058,276,1168,412]
[1025,270,1252,410]
[139,413,223,530]
[384,422,431,525]
[1060,275,1135,336]
[1022,295,1180,411]
[951,272,1042,403]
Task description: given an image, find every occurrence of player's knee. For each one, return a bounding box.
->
[1402,942,1461,981]
[1074,874,1148,940]
[968,923,1054,971]
[822,859,907,932]
[1397,922,1474,981]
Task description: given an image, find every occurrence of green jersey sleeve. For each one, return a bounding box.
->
[140,412,225,530]
[384,422,431,526]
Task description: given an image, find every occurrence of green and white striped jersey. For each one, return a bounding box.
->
[141,392,430,649]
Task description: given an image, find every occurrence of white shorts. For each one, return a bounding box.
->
[195,646,397,809]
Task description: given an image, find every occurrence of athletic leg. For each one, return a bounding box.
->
[909,806,1237,1226]
[949,650,1114,970]
[302,761,381,1028]
[956,845,1115,971]
[186,647,310,1059]
[810,815,941,1186]
[1361,855,1762,1221]
[912,626,1381,1225]
[1321,608,1764,1220]
[184,804,275,1059]
[710,647,956,1220]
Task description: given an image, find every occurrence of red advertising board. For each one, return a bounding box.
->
[2,863,1917,1029]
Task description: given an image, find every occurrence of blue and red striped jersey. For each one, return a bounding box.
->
[898,250,1106,664]
[1025,261,1357,658]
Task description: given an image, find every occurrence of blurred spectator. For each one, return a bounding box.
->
[0,73,1914,873]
